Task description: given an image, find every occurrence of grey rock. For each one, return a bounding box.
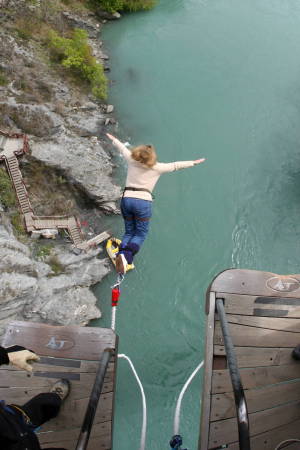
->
[94,9,121,20]
[62,11,101,38]
[0,214,111,334]
[0,99,63,137]
[25,287,101,326]
[106,105,114,114]
[30,133,122,209]
[65,109,103,136]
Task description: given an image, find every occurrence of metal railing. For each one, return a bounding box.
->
[216,298,250,450]
[75,349,113,450]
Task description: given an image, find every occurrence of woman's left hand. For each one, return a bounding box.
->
[194,158,206,165]
[106,133,116,141]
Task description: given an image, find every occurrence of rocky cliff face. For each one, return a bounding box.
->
[0,0,121,332]
[0,1,121,212]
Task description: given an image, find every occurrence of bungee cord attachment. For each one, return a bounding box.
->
[111,273,125,331]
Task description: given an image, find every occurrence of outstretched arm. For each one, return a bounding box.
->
[156,158,206,173]
[106,133,131,161]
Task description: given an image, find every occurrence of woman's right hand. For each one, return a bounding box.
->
[194,158,206,165]
[7,346,40,372]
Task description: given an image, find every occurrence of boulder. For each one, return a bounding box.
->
[0,214,110,335]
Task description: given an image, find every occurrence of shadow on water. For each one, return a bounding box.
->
[126,67,140,83]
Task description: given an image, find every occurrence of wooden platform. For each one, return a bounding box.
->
[199,269,300,450]
[1,321,118,450]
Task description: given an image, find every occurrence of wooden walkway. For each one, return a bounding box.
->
[1,321,117,450]
[199,269,300,450]
[0,131,110,250]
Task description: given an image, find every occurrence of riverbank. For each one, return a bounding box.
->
[0,0,126,332]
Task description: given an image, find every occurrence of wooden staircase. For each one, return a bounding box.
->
[6,155,33,214]
[0,131,110,250]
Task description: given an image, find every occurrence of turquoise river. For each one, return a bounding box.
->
[94,1,300,448]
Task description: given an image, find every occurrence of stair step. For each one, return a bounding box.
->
[19,201,29,208]
[17,193,27,199]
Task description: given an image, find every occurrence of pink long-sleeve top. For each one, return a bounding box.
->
[112,138,195,202]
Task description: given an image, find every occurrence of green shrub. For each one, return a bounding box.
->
[93,0,156,12]
[95,0,123,13]
[0,168,16,208]
[122,0,156,11]
[48,255,64,275]
[48,28,107,100]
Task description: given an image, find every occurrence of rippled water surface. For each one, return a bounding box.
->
[94,1,300,448]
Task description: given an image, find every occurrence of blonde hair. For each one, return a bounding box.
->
[131,145,157,168]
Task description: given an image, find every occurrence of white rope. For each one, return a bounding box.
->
[118,354,147,450]
[274,439,300,450]
[111,306,116,331]
[173,361,204,436]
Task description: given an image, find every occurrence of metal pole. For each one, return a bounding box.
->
[75,349,113,450]
[216,298,251,450]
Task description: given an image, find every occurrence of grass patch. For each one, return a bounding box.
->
[21,158,78,216]
[48,254,64,275]
[0,69,8,86]
[10,212,25,236]
[36,243,54,259]
[0,168,16,208]
[15,18,35,40]
[47,28,107,100]
[61,0,88,12]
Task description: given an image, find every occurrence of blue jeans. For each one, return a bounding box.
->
[119,197,152,263]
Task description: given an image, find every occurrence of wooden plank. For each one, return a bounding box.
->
[212,364,300,393]
[209,400,300,448]
[0,369,113,393]
[2,321,116,360]
[198,292,215,450]
[0,384,113,405]
[39,422,111,450]
[43,436,111,450]
[214,345,295,367]
[211,269,300,297]
[223,314,300,332]
[227,418,300,450]
[39,421,111,441]
[219,292,300,317]
[214,322,300,348]
[41,393,113,430]
[211,379,300,420]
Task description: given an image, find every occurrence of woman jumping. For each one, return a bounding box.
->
[106,133,206,274]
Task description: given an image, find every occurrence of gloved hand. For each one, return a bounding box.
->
[6,346,40,372]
